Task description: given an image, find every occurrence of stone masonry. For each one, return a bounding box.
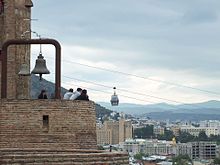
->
[0,100,97,149]
[0,0,32,99]
[0,1,129,164]
[0,100,129,164]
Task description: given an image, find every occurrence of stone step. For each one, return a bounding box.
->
[0,148,129,165]
[0,148,102,155]
[0,153,128,165]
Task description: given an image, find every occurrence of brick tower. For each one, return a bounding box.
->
[0,0,33,99]
[0,1,129,164]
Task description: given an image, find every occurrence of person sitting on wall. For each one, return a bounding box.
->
[75,89,89,101]
[63,88,74,100]
[38,89,48,99]
[70,88,82,100]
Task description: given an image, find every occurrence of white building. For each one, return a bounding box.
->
[180,124,220,137]
[123,139,175,156]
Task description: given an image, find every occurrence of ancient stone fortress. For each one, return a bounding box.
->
[0,0,128,164]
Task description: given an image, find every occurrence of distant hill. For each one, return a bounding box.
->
[99,101,220,114]
[98,102,176,114]
[31,75,220,121]
[98,100,220,121]
[31,75,67,98]
[145,111,220,122]
[95,103,112,118]
[31,75,112,118]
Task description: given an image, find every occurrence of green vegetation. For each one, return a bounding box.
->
[176,131,195,143]
[134,125,153,138]
[214,157,220,164]
[208,134,220,145]
[134,125,220,145]
[133,152,148,160]
[172,154,192,165]
[157,129,174,141]
[97,145,105,150]
[177,131,220,143]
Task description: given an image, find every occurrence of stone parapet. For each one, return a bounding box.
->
[0,99,97,150]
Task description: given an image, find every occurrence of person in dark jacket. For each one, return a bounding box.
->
[38,89,48,99]
[75,89,89,101]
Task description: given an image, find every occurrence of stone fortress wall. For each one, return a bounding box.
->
[0,0,129,164]
[0,100,97,149]
[0,100,129,164]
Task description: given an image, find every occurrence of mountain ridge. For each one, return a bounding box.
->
[31,74,220,121]
[98,100,220,115]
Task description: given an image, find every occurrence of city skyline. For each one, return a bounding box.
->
[31,0,220,104]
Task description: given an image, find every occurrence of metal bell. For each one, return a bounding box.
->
[18,63,30,76]
[31,52,50,80]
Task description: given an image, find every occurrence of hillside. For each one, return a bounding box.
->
[98,101,220,121]
[31,75,220,121]
[31,75,112,118]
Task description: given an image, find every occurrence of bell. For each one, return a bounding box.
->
[31,52,50,80]
[18,63,30,76]
[25,0,33,8]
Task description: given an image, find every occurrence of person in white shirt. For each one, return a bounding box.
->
[70,88,82,100]
[63,88,74,100]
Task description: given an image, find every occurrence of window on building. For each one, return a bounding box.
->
[43,115,49,127]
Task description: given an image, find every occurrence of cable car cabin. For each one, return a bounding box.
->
[110,87,119,106]
[111,94,119,106]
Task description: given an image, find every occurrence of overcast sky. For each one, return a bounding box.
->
[31,0,220,105]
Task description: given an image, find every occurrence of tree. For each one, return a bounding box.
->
[177,131,195,143]
[133,152,146,160]
[209,134,220,145]
[134,125,153,138]
[157,129,174,141]
[214,157,220,164]
[197,131,208,141]
[172,154,192,165]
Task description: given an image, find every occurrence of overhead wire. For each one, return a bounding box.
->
[52,73,205,109]
[58,58,220,96]
[43,56,218,109]
[45,56,220,96]
[60,81,171,106]
[44,74,211,111]
[62,75,186,105]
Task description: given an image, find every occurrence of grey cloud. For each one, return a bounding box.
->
[32,0,220,82]
[182,9,218,24]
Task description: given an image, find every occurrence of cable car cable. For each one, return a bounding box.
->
[56,58,220,96]
[61,81,169,106]
[62,75,185,104]
[45,57,220,96]
[54,74,209,109]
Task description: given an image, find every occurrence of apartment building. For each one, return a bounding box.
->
[180,125,220,137]
[123,139,217,161]
[123,139,175,156]
[190,141,216,160]
[176,141,217,160]
[153,126,165,136]
[180,125,206,136]
[96,118,133,145]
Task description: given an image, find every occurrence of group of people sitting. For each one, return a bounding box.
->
[38,88,89,101]
[63,88,89,101]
